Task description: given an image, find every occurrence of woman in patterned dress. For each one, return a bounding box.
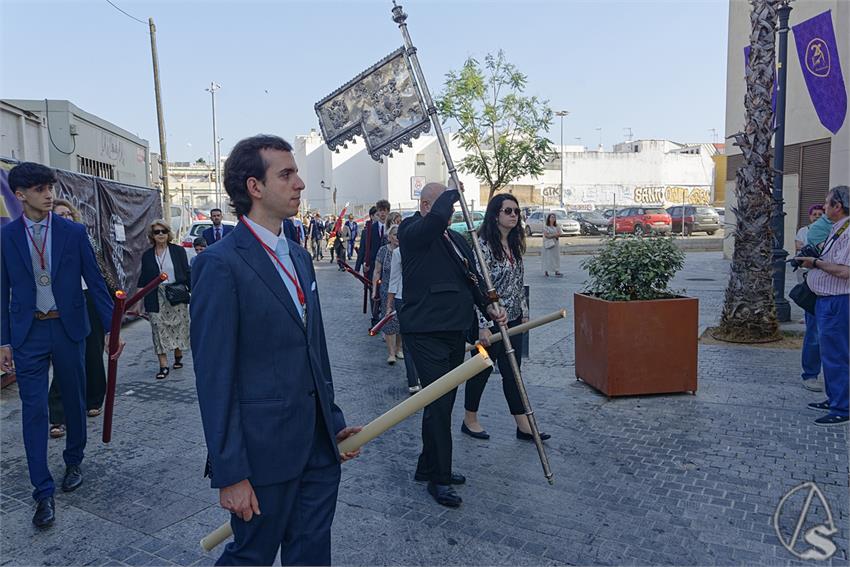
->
[373,224,402,364]
[138,220,190,380]
[461,194,550,442]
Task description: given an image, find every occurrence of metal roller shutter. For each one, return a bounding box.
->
[798,140,831,229]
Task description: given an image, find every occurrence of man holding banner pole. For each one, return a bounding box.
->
[400,182,506,507]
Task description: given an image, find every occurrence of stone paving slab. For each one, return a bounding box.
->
[1,251,846,566]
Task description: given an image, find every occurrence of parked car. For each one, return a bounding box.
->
[568,211,610,235]
[714,207,726,224]
[181,220,237,260]
[449,210,484,234]
[525,209,581,236]
[666,205,721,235]
[608,207,671,236]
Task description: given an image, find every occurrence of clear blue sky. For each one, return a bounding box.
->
[1,0,729,162]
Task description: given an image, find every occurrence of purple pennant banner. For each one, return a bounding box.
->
[0,168,23,226]
[792,10,847,134]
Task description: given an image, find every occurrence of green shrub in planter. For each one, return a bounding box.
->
[580,236,685,301]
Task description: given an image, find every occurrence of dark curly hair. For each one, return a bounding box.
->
[477,193,526,263]
[224,135,293,217]
[8,162,56,192]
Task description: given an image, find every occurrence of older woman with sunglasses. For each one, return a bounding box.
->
[461,194,550,442]
[139,220,190,380]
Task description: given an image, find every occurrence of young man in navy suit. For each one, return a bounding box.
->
[191,135,361,566]
[1,162,121,528]
[201,208,233,245]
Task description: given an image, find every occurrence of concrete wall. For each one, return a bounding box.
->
[0,101,48,164]
[2,100,151,187]
[724,0,850,257]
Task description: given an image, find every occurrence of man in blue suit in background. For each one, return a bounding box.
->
[202,208,234,246]
[191,135,361,566]
[1,162,120,528]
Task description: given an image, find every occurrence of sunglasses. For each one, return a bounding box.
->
[152,229,169,235]
[500,207,520,216]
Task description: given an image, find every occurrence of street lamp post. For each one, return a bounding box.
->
[555,111,569,208]
[772,2,792,322]
[206,82,221,209]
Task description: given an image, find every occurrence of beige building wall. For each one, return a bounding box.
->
[724,0,849,258]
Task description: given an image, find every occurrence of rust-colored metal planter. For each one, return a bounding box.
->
[574,293,698,396]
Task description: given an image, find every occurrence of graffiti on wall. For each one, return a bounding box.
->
[633,185,711,205]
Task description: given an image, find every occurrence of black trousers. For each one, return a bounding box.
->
[404,331,465,485]
[48,290,106,424]
[464,317,526,415]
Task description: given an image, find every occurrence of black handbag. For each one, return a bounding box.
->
[163,283,190,306]
[789,276,817,315]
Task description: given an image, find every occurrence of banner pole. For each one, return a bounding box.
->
[391,2,553,485]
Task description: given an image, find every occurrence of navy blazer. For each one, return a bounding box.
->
[191,222,346,488]
[202,223,234,246]
[1,214,113,348]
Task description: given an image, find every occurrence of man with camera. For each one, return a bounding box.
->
[795,185,850,427]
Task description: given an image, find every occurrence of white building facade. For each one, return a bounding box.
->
[292,131,716,215]
[1,99,151,187]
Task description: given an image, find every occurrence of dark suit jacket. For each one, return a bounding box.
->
[354,220,371,273]
[1,214,113,348]
[202,223,234,246]
[398,190,489,334]
[191,222,345,488]
[283,219,299,245]
[138,243,190,313]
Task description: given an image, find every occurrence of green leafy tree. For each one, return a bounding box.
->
[438,50,553,201]
[195,157,206,164]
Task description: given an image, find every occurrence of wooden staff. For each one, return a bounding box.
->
[369,310,397,336]
[338,260,371,286]
[101,290,126,444]
[201,348,493,552]
[465,309,567,352]
[102,273,167,443]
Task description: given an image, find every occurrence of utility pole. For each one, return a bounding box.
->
[149,17,170,216]
[206,82,222,209]
[624,127,633,142]
[555,111,569,208]
[708,128,718,143]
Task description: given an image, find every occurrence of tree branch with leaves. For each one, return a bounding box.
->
[437,50,554,201]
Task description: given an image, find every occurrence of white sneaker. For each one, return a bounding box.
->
[802,378,824,392]
[408,385,421,394]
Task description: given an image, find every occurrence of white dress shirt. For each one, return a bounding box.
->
[243,215,305,320]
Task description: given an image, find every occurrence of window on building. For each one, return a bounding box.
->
[78,156,115,180]
[416,153,426,166]
[634,145,639,152]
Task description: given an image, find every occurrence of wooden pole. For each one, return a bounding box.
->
[149,18,171,216]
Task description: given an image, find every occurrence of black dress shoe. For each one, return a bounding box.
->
[32,496,55,528]
[516,428,551,441]
[415,471,466,484]
[461,421,490,440]
[427,482,462,507]
[62,464,83,492]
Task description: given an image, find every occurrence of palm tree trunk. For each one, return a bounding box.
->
[715,0,782,343]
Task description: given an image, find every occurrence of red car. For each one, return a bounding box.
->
[608,206,672,236]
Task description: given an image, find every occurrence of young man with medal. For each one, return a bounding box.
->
[191,135,361,566]
[1,162,120,528]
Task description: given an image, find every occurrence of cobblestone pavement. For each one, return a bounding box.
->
[1,251,846,566]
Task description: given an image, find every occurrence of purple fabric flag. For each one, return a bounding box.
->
[0,169,23,226]
[792,10,847,134]
[744,45,778,116]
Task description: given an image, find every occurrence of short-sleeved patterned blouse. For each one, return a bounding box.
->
[474,237,528,327]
